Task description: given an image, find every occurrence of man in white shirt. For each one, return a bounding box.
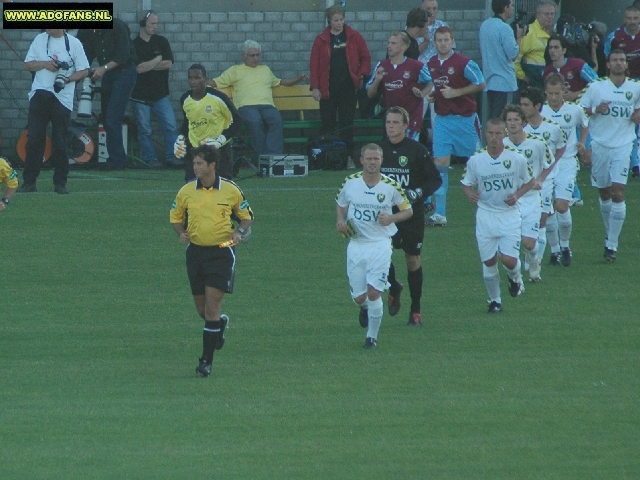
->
[461,118,534,313]
[541,73,590,266]
[580,50,640,262]
[18,30,89,194]
[336,144,412,348]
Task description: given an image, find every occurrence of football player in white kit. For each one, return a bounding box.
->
[502,104,553,282]
[336,143,413,348]
[541,73,590,266]
[518,87,567,263]
[580,50,640,262]
[461,118,535,313]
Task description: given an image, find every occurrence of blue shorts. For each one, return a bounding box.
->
[433,114,481,159]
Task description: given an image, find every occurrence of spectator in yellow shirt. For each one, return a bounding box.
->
[516,0,557,88]
[209,40,308,156]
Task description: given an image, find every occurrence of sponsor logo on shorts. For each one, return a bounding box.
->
[377,193,386,203]
[399,156,408,167]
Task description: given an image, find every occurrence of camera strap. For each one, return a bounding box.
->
[46,32,72,63]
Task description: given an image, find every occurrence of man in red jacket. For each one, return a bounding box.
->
[310,4,371,158]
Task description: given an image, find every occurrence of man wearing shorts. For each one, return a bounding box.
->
[518,87,566,262]
[541,73,589,266]
[461,118,534,313]
[336,143,413,348]
[170,145,254,377]
[502,104,553,282]
[580,50,640,262]
[380,107,441,326]
[425,26,485,226]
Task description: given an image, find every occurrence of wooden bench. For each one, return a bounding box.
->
[218,84,383,148]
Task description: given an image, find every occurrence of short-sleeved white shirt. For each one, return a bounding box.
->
[461,146,532,213]
[541,102,589,161]
[24,32,89,111]
[503,134,552,202]
[580,77,640,148]
[336,172,411,241]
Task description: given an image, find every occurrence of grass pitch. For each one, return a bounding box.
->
[1,166,639,479]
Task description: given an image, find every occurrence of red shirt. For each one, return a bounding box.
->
[610,26,640,78]
[378,58,427,134]
[543,57,589,92]
[428,52,478,117]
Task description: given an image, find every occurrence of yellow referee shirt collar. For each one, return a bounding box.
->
[195,175,221,191]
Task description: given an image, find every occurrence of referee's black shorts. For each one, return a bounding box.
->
[186,243,236,295]
[392,214,425,256]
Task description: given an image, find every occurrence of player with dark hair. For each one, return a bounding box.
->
[379,106,441,326]
[543,34,598,102]
[502,104,553,282]
[170,144,254,377]
[579,50,640,262]
[174,64,241,182]
[518,86,566,263]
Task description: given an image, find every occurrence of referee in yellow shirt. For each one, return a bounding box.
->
[0,156,18,212]
[170,145,254,377]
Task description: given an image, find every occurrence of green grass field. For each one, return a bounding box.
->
[1,165,639,479]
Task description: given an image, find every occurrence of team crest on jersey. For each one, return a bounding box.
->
[543,131,551,141]
[377,193,386,203]
[403,71,411,79]
[205,105,212,114]
[564,114,572,123]
[399,156,408,167]
[626,91,633,100]
[567,72,574,80]
[503,159,512,169]
[524,149,532,158]
[448,66,455,75]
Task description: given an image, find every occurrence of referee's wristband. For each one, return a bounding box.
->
[1,198,9,205]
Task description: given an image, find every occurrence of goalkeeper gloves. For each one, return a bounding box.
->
[404,187,423,204]
[174,135,187,159]
[200,134,227,149]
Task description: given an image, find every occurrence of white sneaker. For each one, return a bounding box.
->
[426,213,447,226]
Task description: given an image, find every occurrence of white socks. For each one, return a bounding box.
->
[366,297,383,340]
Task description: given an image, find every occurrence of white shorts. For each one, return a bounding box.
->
[541,175,554,214]
[347,238,392,298]
[518,193,541,239]
[590,141,633,188]
[554,157,578,202]
[475,208,522,262]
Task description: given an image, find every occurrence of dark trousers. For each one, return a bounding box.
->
[319,87,357,156]
[486,90,515,121]
[100,64,137,168]
[24,90,71,187]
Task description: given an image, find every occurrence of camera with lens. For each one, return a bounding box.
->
[53,60,70,93]
[511,9,529,39]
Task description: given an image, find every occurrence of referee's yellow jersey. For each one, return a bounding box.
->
[0,158,18,189]
[182,89,233,148]
[170,175,254,246]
